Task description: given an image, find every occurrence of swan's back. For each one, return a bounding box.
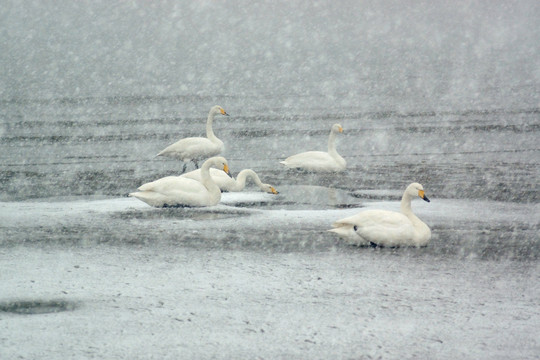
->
[281,151,345,172]
[157,137,222,161]
[131,175,219,207]
[181,168,236,191]
[331,209,422,247]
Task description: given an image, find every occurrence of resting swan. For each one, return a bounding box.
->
[329,183,431,247]
[181,168,278,194]
[129,156,230,207]
[280,123,346,172]
[156,105,229,173]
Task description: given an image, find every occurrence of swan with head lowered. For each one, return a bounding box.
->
[181,168,278,194]
[129,156,230,207]
[156,105,229,173]
[329,183,431,247]
[280,123,346,172]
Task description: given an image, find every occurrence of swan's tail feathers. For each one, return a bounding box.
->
[155,149,167,158]
[327,226,351,238]
[279,160,288,166]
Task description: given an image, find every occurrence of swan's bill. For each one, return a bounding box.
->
[419,190,430,202]
[220,107,229,116]
[223,164,231,176]
[338,126,344,133]
[270,186,279,195]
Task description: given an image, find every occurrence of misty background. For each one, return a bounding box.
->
[2,1,538,110]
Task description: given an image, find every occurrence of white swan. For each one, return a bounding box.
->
[181,168,278,194]
[280,123,346,172]
[156,105,229,172]
[129,156,230,207]
[329,183,431,247]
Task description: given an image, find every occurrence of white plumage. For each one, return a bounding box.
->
[129,157,230,207]
[329,183,431,247]
[182,168,278,194]
[280,123,346,172]
[156,105,229,172]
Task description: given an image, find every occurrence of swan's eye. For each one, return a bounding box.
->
[353,225,358,231]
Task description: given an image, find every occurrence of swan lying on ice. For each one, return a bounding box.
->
[280,123,346,172]
[130,156,230,207]
[329,183,431,247]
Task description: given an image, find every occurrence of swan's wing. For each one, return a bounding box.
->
[208,168,236,190]
[333,210,415,244]
[181,169,203,182]
[281,151,345,172]
[181,168,235,190]
[283,151,333,164]
[157,137,221,159]
[138,176,206,194]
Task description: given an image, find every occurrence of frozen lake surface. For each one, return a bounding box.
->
[1,1,539,359]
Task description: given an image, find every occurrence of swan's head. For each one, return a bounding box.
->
[262,184,279,195]
[205,156,230,176]
[407,182,430,202]
[211,105,229,116]
[332,123,344,133]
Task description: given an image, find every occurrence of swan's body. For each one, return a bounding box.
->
[182,168,278,194]
[280,123,346,172]
[129,157,230,207]
[156,105,229,172]
[329,183,431,247]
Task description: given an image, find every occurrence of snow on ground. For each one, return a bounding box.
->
[1,196,539,358]
[1,242,539,359]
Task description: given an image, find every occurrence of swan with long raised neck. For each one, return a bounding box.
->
[156,105,229,173]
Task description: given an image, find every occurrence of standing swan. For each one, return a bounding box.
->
[280,123,346,172]
[156,105,229,173]
[129,156,230,207]
[329,183,431,247]
[182,168,278,194]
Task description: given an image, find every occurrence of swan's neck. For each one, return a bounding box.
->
[401,193,422,225]
[327,130,337,154]
[200,163,221,197]
[400,193,414,215]
[206,110,219,142]
[327,130,345,166]
[234,169,262,191]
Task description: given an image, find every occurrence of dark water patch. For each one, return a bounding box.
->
[430,222,540,261]
[0,300,78,315]
[0,133,174,145]
[1,160,536,203]
[2,216,538,261]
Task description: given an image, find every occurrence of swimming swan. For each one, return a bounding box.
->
[156,105,229,172]
[181,168,278,194]
[280,123,346,172]
[329,183,431,247]
[129,156,230,207]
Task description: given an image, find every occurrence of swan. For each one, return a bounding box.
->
[156,105,229,173]
[280,123,346,172]
[181,168,278,194]
[129,156,230,207]
[329,183,431,247]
